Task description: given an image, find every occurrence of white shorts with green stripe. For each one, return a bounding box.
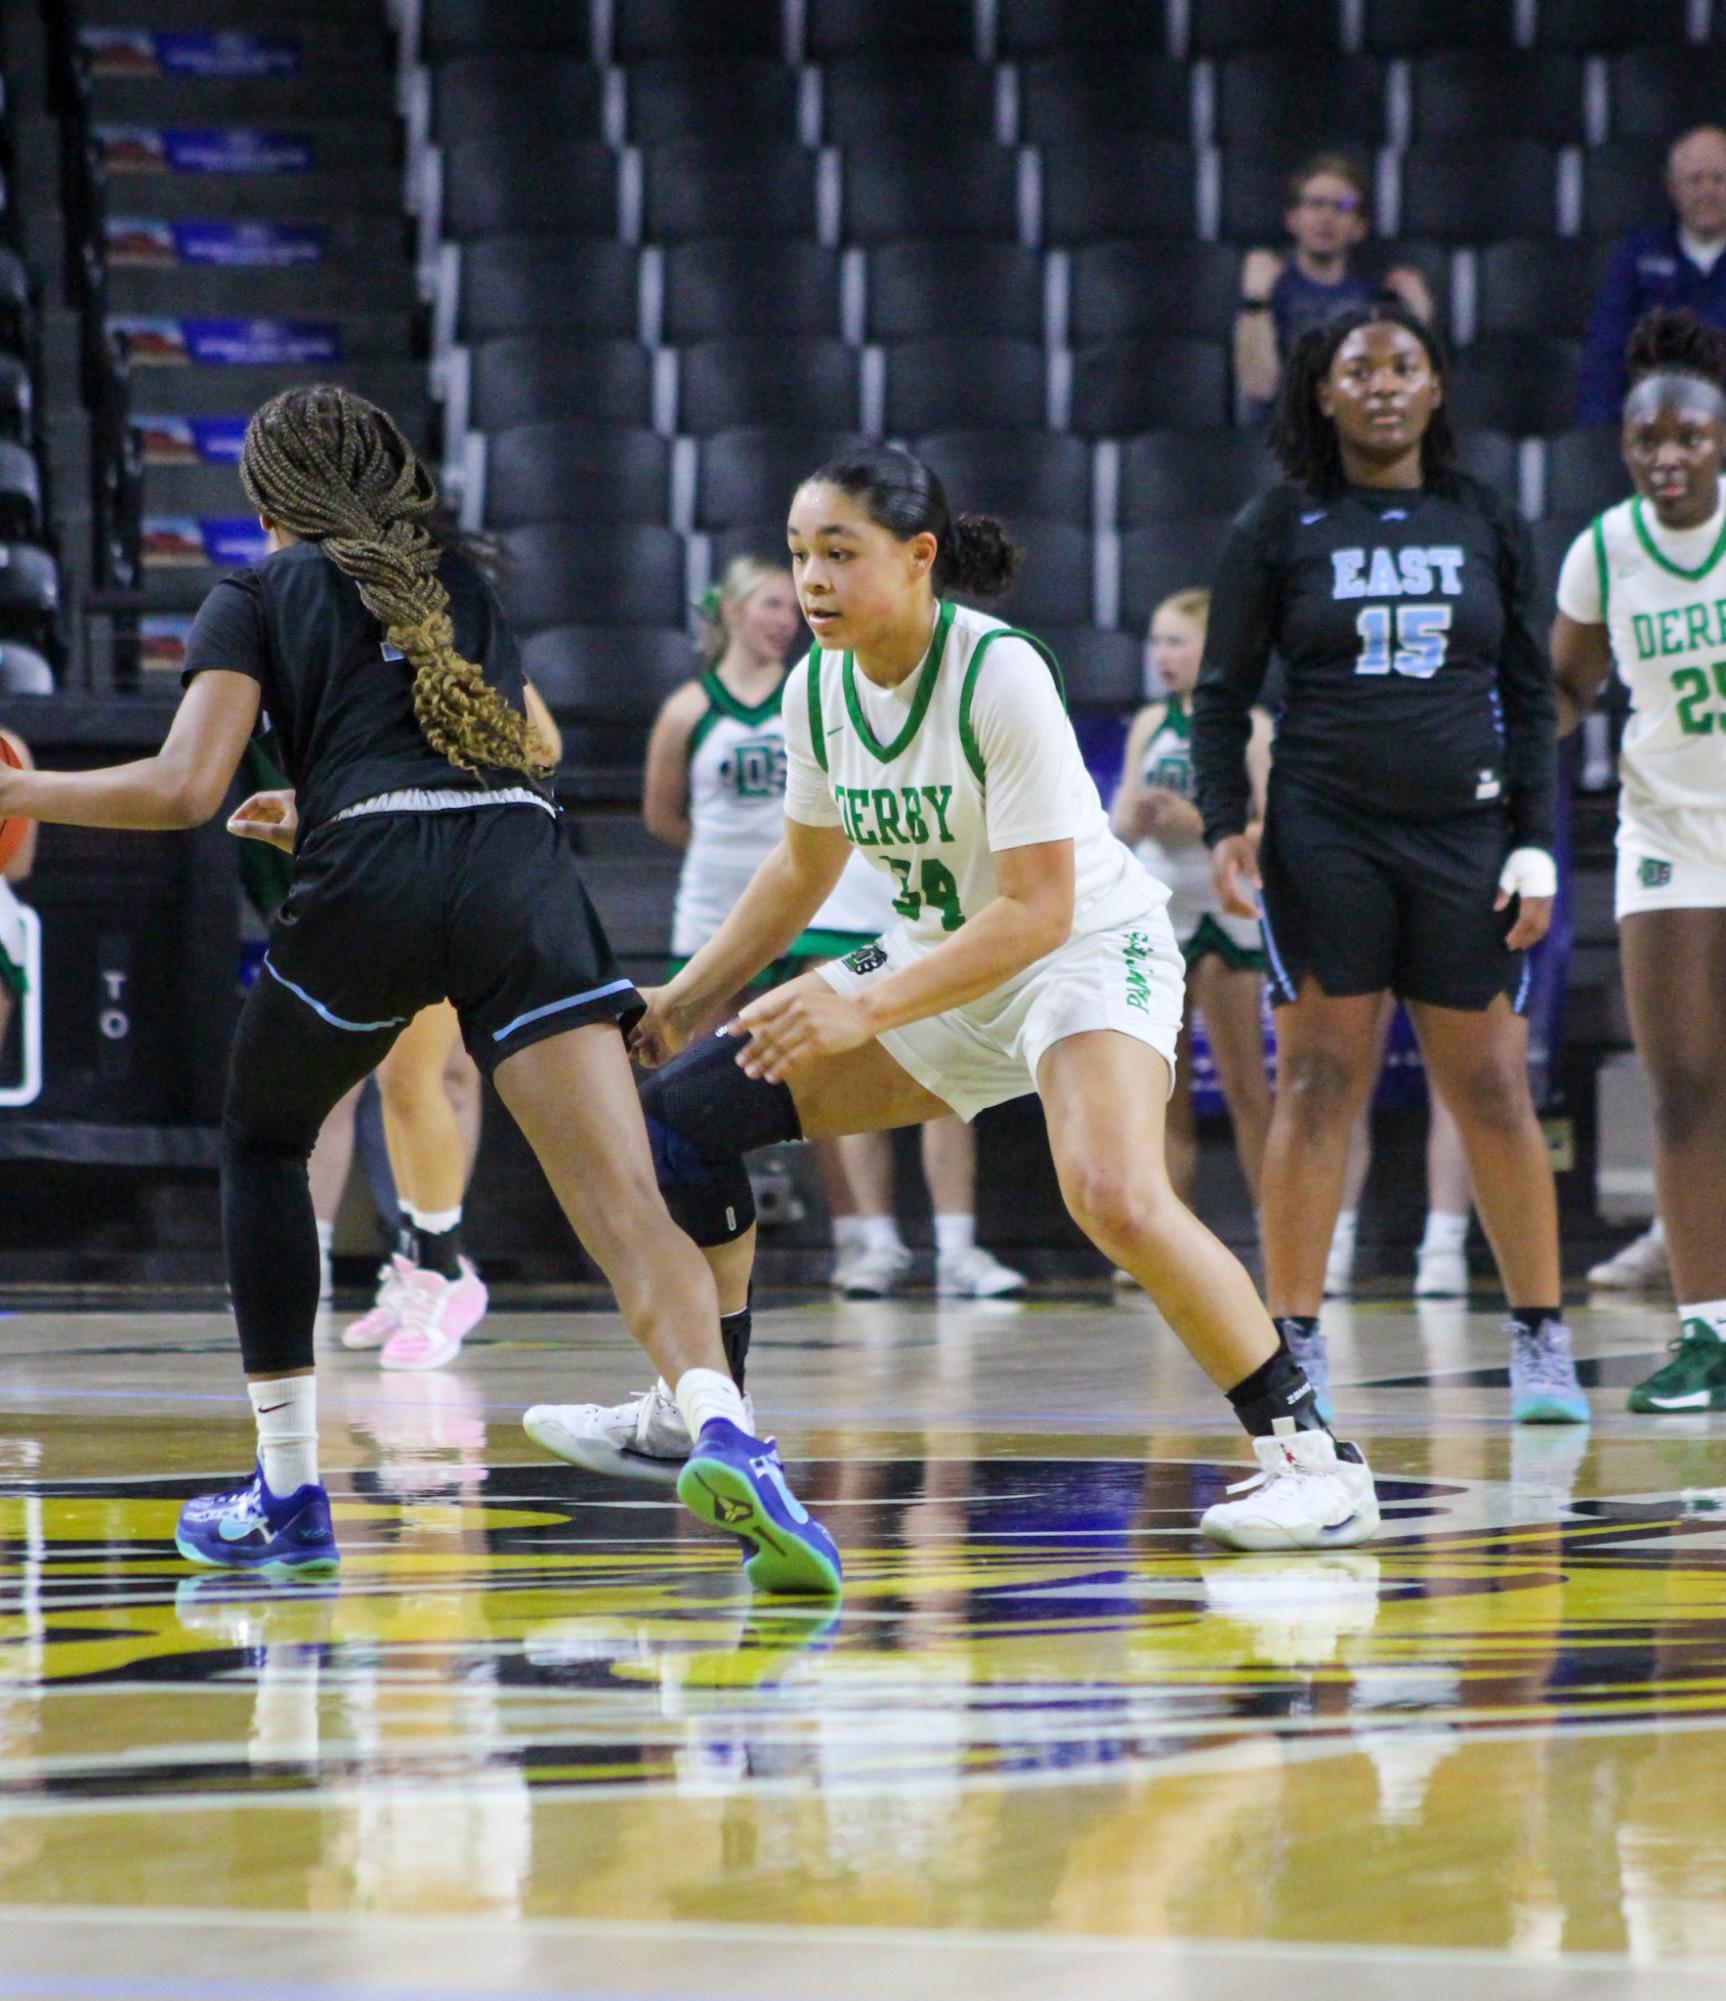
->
[815,909,1184,1122]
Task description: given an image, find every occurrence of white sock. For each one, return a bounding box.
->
[1646,1217,1667,1247]
[314,1220,334,1255]
[833,1215,866,1254]
[859,1214,903,1257]
[1679,1299,1726,1339]
[1420,1210,1470,1253]
[675,1366,748,1440]
[1330,1209,1358,1249]
[249,1376,319,1495]
[404,1203,462,1235]
[934,1212,975,1260]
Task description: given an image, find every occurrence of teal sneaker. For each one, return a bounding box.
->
[677,1419,842,1598]
[1510,1321,1590,1425]
[175,1464,339,1575]
[1627,1320,1726,1413]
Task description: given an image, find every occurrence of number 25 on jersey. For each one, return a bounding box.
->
[1355,603,1453,679]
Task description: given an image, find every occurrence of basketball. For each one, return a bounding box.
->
[0,731,26,874]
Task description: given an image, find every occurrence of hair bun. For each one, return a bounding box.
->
[942,513,1022,602]
[1626,307,1726,390]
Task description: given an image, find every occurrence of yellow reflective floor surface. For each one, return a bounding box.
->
[3,1289,1726,1999]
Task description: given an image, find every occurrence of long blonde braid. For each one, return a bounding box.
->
[238,385,550,779]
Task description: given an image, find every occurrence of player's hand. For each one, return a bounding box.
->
[727,972,874,1084]
[226,789,297,851]
[1497,846,1557,951]
[628,985,701,1070]
[1211,831,1262,920]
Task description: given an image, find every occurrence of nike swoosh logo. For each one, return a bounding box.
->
[827,725,844,735]
[1648,1390,1711,1408]
[1300,510,1327,524]
[256,1402,290,1415]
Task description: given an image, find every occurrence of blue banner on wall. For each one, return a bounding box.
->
[132,415,248,464]
[112,316,342,365]
[97,126,314,173]
[82,29,301,77]
[143,517,269,568]
[107,218,325,267]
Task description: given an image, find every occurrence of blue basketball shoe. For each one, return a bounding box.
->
[676,1420,841,1597]
[175,1464,340,1575]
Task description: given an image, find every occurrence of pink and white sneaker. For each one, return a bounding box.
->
[341,1257,412,1351]
[378,1258,488,1373]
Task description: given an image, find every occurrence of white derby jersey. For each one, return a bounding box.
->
[783,599,1163,953]
[1560,487,1726,867]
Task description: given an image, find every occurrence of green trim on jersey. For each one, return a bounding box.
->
[957,626,1066,786]
[1181,914,1266,974]
[688,669,785,759]
[840,599,955,764]
[805,645,829,775]
[0,935,26,1001]
[1630,494,1726,583]
[785,925,874,960]
[1591,514,1610,621]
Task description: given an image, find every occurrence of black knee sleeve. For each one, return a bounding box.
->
[640,1030,802,1248]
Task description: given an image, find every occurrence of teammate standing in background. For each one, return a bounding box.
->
[1111,589,1272,1225]
[530,447,1383,1550]
[1551,309,1726,1411]
[1194,304,1582,1426]
[0,386,838,1592]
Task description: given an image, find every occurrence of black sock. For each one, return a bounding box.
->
[1227,1342,1328,1438]
[400,1220,462,1281]
[721,1295,752,1393]
[1275,1313,1320,1346]
[1510,1306,1563,1337]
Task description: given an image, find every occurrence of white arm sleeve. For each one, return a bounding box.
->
[1555,525,1604,624]
[971,642,1085,852]
[780,657,845,829]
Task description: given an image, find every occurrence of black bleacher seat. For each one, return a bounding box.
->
[1042,139,1198,242]
[1119,516,1236,624]
[1399,142,1560,241]
[423,0,590,58]
[821,59,999,142]
[1409,51,1588,145]
[1449,334,1581,435]
[520,625,694,721]
[915,430,1093,522]
[443,137,618,239]
[459,239,641,342]
[1363,0,1517,52]
[0,545,60,653]
[0,251,32,357]
[1531,513,1589,607]
[867,243,1043,340]
[709,523,801,573]
[1452,428,1522,497]
[663,242,843,341]
[1534,0,1690,48]
[678,337,862,435]
[432,56,604,144]
[501,524,686,633]
[1213,57,1389,151]
[0,359,29,446]
[843,144,1019,242]
[1015,54,1190,142]
[0,643,54,694]
[806,0,976,57]
[0,442,42,541]
[696,429,866,528]
[1070,338,1231,434]
[1038,626,1143,709]
[1118,431,1274,524]
[999,0,1169,52]
[1069,243,1241,341]
[1610,49,1724,140]
[1581,142,1671,240]
[884,337,1047,433]
[990,519,1094,626]
[484,422,670,530]
[625,60,801,146]
[644,143,819,240]
[1474,239,1618,342]
[1546,427,1630,518]
[1189,0,1341,54]
[613,0,783,58]
[469,336,653,431]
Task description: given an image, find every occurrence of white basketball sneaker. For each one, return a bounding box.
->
[1200,1420,1381,1550]
[1587,1222,1669,1291]
[833,1242,911,1298]
[936,1246,1026,1298]
[1414,1243,1470,1298]
[524,1379,755,1485]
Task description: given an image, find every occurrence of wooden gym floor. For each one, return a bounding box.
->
[1,1287,1724,2000]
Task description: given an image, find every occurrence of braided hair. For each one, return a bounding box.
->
[1624,307,1726,395]
[1269,300,1459,503]
[239,385,550,779]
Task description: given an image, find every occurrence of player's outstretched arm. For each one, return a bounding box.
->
[0,669,261,833]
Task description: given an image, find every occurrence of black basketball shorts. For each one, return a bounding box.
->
[1256,779,1530,1014]
[263,804,642,1075]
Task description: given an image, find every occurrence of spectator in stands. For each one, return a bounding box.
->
[1235,152,1434,416]
[0,726,36,1064]
[1577,127,1726,427]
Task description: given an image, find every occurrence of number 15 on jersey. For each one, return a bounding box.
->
[1355,604,1452,679]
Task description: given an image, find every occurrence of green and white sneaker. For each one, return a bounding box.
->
[1627,1321,1726,1413]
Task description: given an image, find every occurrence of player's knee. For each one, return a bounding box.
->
[1277,1047,1362,1133]
[1646,1057,1725,1152]
[1062,1158,1177,1256]
[1445,1060,1531,1137]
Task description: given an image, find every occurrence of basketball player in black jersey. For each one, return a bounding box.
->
[1192,303,1583,1425]
[0,386,839,1592]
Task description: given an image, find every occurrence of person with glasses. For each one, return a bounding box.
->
[1235,152,1434,418]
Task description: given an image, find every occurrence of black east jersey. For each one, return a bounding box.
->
[1193,474,1556,852]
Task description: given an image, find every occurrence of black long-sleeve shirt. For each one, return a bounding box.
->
[1192,474,1557,852]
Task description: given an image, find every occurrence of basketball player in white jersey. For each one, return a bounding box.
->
[528,448,1382,1549]
[1553,309,1726,1412]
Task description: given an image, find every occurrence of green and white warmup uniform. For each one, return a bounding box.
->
[670,668,892,964]
[0,879,26,1001]
[1134,697,1265,969]
[787,599,1183,1121]
[1558,482,1726,915]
